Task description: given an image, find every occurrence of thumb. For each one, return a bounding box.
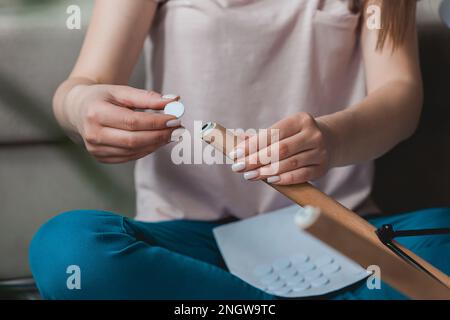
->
[109,86,176,110]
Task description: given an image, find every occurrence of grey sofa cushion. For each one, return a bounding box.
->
[0,143,135,279]
[0,28,82,143]
[0,2,145,144]
[0,1,143,282]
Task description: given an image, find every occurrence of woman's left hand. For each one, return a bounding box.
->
[229,112,334,185]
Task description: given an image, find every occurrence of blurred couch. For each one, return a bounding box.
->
[0,1,139,299]
[0,0,449,299]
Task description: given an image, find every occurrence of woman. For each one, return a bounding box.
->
[29,0,450,299]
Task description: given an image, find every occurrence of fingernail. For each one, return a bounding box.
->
[244,170,259,180]
[162,94,179,100]
[267,176,281,183]
[166,119,182,128]
[231,162,246,172]
[229,148,244,159]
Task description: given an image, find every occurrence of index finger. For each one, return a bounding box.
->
[231,116,303,160]
[110,86,178,110]
[98,103,181,131]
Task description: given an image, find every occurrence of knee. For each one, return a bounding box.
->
[428,207,450,225]
[30,210,114,255]
[29,210,117,299]
[404,207,450,229]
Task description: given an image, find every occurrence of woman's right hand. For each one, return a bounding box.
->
[64,84,181,164]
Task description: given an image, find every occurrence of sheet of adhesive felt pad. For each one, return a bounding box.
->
[213,205,370,298]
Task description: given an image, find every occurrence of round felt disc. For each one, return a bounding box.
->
[164,101,185,118]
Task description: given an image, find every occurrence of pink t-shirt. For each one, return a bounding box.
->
[135,0,378,221]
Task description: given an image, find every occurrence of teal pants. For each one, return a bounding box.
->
[29,208,450,300]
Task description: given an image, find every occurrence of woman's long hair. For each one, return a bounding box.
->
[349,0,417,50]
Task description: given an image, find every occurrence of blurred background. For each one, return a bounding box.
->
[0,0,449,299]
